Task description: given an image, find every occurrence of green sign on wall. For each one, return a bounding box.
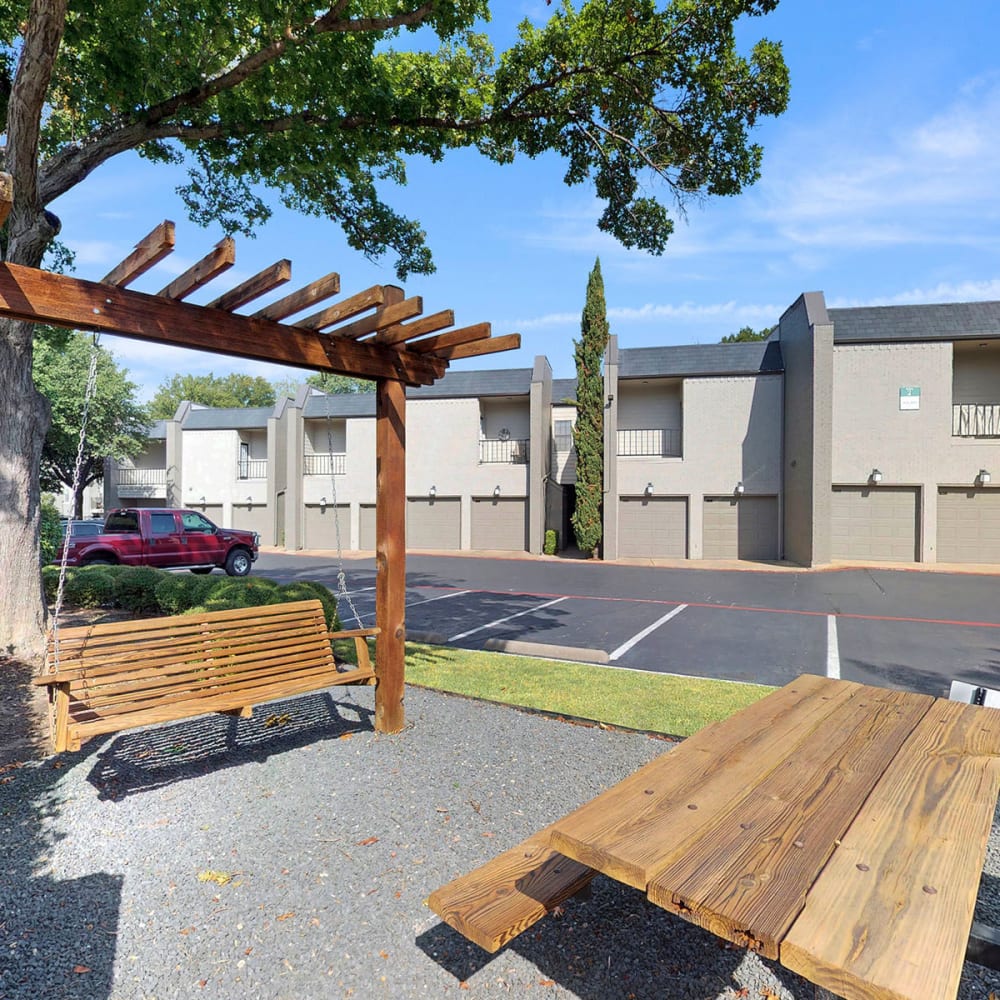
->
[899,386,921,411]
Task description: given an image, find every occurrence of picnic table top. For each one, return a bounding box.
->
[547,674,1000,1000]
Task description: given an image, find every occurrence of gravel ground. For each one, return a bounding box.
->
[2,685,1000,1000]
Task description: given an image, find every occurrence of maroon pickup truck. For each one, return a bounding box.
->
[56,508,260,576]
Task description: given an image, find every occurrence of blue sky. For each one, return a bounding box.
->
[49,1,1000,400]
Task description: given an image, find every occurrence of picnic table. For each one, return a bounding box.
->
[429,675,1000,999]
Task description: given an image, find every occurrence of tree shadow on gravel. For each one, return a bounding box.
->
[84,691,374,802]
[417,876,816,999]
[0,742,121,1000]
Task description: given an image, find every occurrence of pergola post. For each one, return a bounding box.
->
[374,376,406,733]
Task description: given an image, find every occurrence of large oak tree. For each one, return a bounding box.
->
[1,0,788,656]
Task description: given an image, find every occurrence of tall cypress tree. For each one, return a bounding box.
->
[571,259,610,557]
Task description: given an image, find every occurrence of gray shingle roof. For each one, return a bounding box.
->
[619,340,783,378]
[182,406,274,430]
[407,367,533,399]
[145,419,167,440]
[552,378,578,403]
[829,301,1000,343]
[302,393,377,418]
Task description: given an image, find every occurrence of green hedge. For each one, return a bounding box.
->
[42,565,341,629]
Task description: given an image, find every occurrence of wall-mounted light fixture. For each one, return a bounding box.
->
[199,495,206,505]
[429,485,436,499]
[869,469,883,485]
[607,393,615,404]
[246,496,253,508]
[734,481,745,496]
[319,496,327,512]
[493,485,501,499]
[644,482,654,498]
[978,469,992,486]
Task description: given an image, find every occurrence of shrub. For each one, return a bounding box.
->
[41,565,61,603]
[188,577,281,615]
[544,529,559,556]
[39,495,63,565]
[153,573,219,614]
[112,566,167,615]
[62,565,117,608]
[274,581,341,630]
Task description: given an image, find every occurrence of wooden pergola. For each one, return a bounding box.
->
[0,207,519,734]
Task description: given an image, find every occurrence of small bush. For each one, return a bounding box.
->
[188,577,281,616]
[39,495,63,565]
[274,581,341,630]
[62,565,117,608]
[543,529,559,556]
[154,573,219,614]
[112,566,167,615]
[41,565,62,603]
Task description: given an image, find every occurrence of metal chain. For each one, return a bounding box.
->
[50,336,102,666]
[323,392,365,629]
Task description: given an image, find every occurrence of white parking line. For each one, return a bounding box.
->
[447,597,567,642]
[407,589,470,608]
[609,605,688,661]
[827,615,841,679]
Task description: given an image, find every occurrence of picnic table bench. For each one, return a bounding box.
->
[429,675,1000,999]
[34,599,379,753]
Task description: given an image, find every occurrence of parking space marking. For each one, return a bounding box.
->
[407,589,470,608]
[447,597,568,642]
[827,615,840,679]
[609,604,688,661]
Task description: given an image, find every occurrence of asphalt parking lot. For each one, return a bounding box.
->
[255,551,1000,698]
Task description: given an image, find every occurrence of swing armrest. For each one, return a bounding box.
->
[326,627,381,640]
[34,668,87,686]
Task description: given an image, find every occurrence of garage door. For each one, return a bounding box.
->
[192,503,224,527]
[471,497,528,552]
[303,504,349,551]
[233,503,271,544]
[407,497,461,550]
[830,486,918,562]
[618,496,687,558]
[937,488,1000,563]
[703,496,779,560]
[359,504,376,550]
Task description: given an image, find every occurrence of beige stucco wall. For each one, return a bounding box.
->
[615,374,783,558]
[179,429,269,530]
[832,340,1000,560]
[617,380,682,431]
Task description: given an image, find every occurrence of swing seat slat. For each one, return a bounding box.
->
[34,599,378,752]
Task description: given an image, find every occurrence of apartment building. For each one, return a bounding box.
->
[105,292,1000,567]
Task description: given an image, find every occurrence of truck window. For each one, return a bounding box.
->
[149,512,177,536]
[105,511,139,533]
[182,512,216,534]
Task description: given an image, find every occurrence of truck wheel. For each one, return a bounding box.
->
[224,549,252,577]
[190,567,213,575]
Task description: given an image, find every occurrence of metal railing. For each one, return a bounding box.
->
[953,403,1000,437]
[237,457,268,480]
[115,466,166,486]
[479,438,529,464]
[617,427,682,457]
[303,452,347,475]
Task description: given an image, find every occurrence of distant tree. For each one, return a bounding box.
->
[306,373,374,395]
[571,258,609,557]
[148,373,276,419]
[32,332,149,518]
[721,325,772,343]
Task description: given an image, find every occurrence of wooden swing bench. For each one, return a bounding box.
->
[33,599,379,753]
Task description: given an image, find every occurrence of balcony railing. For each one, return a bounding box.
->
[115,466,166,486]
[479,437,529,464]
[304,452,347,475]
[237,457,268,480]
[953,403,1000,437]
[617,427,682,457]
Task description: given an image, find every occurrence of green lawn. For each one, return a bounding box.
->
[400,643,774,738]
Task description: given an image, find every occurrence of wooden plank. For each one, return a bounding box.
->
[0,262,446,385]
[100,220,175,287]
[550,675,851,891]
[375,377,406,734]
[409,322,491,355]
[205,259,292,311]
[428,824,597,953]
[646,685,932,959]
[430,333,520,361]
[157,237,236,300]
[782,698,1000,1000]
[253,271,341,321]
[328,295,422,341]
[297,285,385,331]
[377,309,455,345]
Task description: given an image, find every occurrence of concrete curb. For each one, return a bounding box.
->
[482,638,610,663]
[406,631,447,644]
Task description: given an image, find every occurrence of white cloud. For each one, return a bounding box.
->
[829,278,1000,309]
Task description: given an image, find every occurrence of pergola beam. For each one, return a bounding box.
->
[101,220,176,287]
[157,236,236,300]
[205,259,292,312]
[0,261,445,385]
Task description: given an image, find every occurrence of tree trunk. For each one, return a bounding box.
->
[0,316,51,660]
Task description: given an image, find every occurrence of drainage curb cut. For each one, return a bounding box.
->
[482,639,610,663]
